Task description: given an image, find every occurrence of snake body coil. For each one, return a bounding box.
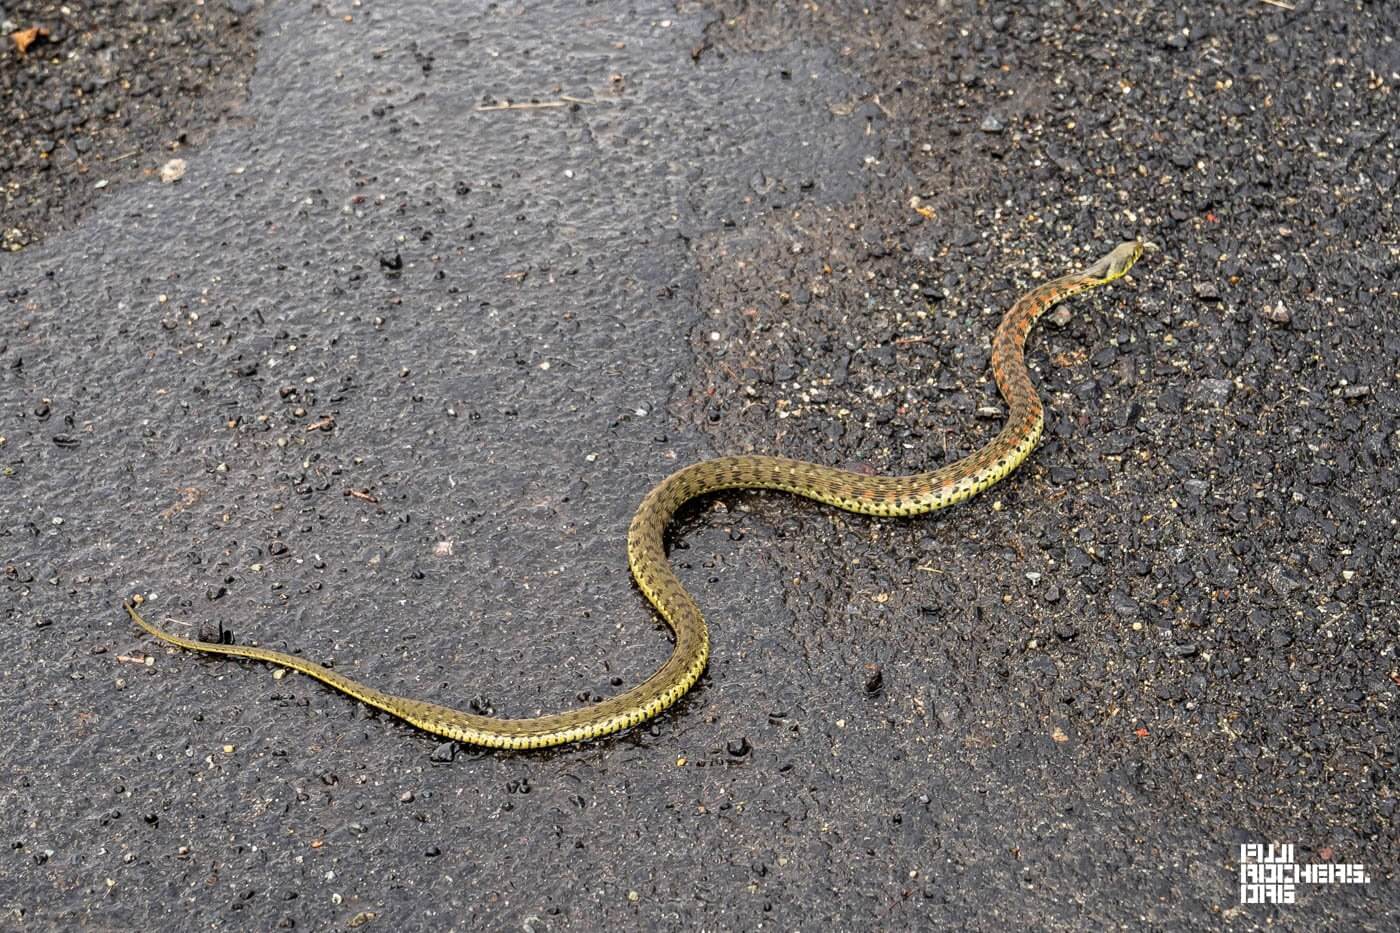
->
[127,240,1145,749]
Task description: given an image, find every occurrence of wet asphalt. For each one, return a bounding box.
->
[1,1,1396,930]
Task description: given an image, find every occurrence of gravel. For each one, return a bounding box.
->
[0,0,260,250]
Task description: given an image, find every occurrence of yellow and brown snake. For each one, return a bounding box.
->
[127,238,1147,749]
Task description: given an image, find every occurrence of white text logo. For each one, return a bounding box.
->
[1238,843,1371,904]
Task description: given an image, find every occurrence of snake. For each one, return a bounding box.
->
[126,239,1146,749]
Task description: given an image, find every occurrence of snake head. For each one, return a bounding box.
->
[1083,240,1146,283]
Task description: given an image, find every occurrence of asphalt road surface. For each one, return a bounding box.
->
[2,1,1395,929]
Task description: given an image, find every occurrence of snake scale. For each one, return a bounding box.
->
[126,239,1146,749]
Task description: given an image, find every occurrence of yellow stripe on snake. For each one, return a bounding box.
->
[126,239,1147,749]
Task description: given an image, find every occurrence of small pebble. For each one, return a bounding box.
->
[1110,591,1140,617]
[1307,464,1334,486]
[160,158,187,184]
[1192,378,1234,406]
